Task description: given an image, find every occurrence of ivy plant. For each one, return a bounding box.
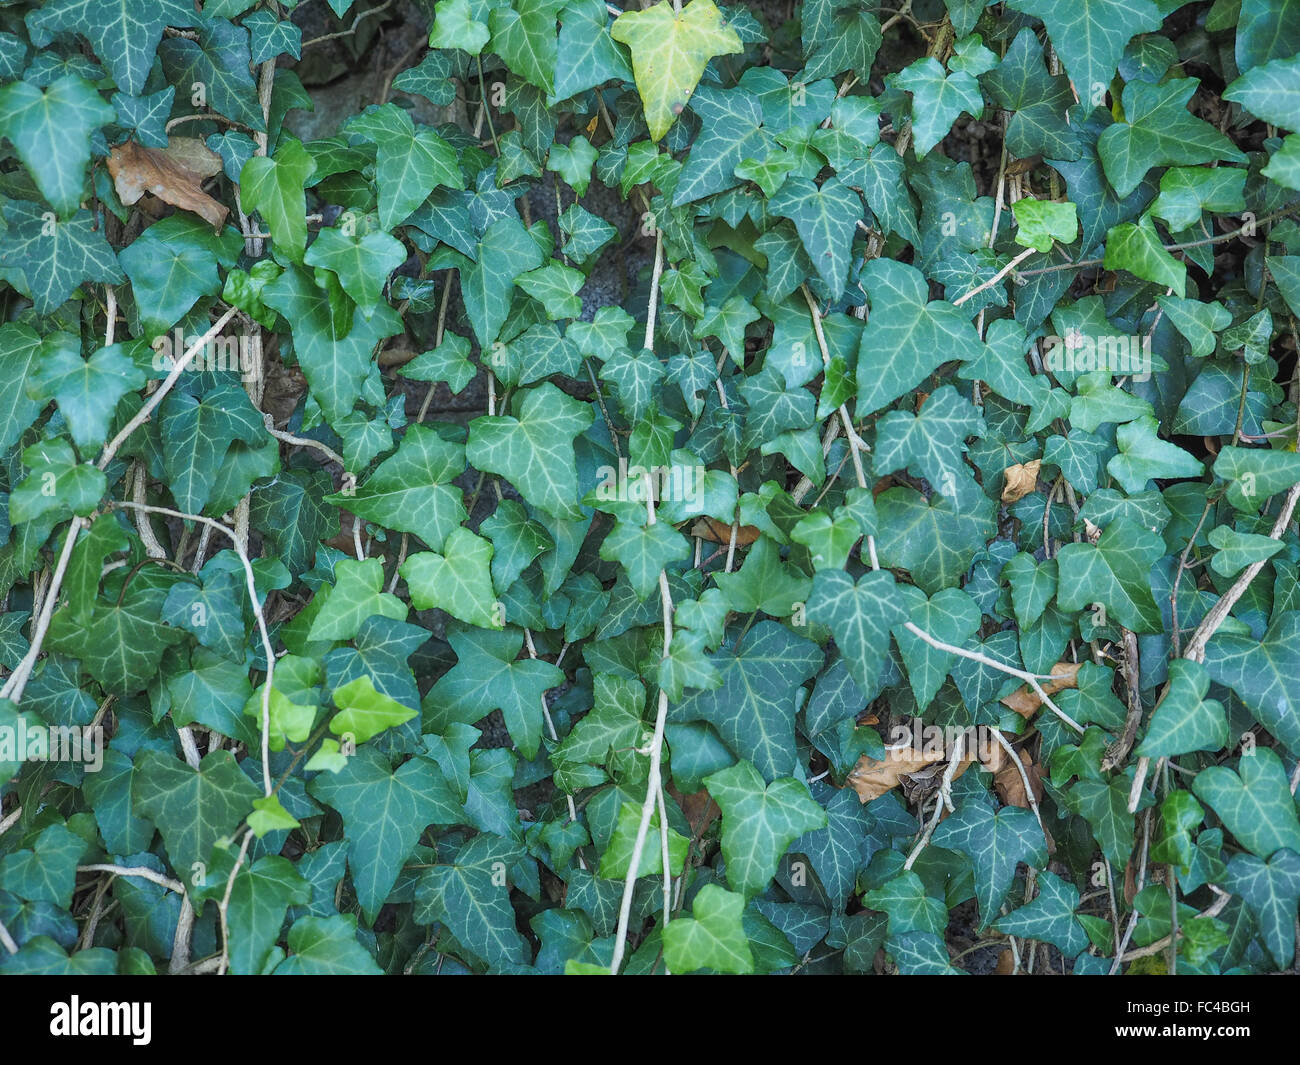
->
[0,0,1299,977]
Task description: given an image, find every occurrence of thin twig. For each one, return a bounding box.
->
[952,247,1035,307]
[610,236,674,975]
[113,502,276,797]
[1183,482,1300,662]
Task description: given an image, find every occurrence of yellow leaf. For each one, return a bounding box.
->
[611,0,742,141]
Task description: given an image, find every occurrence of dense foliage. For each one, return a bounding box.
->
[1,0,1299,976]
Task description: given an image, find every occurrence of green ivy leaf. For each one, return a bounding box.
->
[308,747,462,922]
[401,526,501,627]
[671,622,822,781]
[1107,414,1204,494]
[428,0,491,54]
[1004,0,1162,105]
[705,759,827,897]
[28,335,144,451]
[308,557,407,642]
[1224,849,1300,968]
[1137,658,1228,759]
[304,223,407,311]
[132,750,261,876]
[931,798,1047,927]
[0,75,115,215]
[872,486,995,593]
[347,105,464,230]
[160,382,265,514]
[428,626,564,759]
[262,265,403,423]
[855,260,983,416]
[1202,611,1300,755]
[413,834,529,966]
[1055,518,1163,632]
[892,57,984,158]
[330,674,419,744]
[992,870,1089,957]
[0,201,124,315]
[467,382,594,521]
[273,914,383,975]
[1012,198,1078,253]
[767,176,861,297]
[661,883,754,973]
[1098,79,1247,198]
[1192,749,1300,859]
[611,0,743,141]
[240,138,317,263]
[807,569,908,699]
[1103,214,1186,295]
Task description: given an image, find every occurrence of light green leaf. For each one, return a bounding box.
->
[1107,414,1204,494]
[704,759,827,897]
[401,526,501,627]
[611,0,744,141]
[240,138,317,262]
[1013,198,1078,253]
[330,674,418,744]
[307,557,407,642]
[304,223,407,311]
[428,0,490,54]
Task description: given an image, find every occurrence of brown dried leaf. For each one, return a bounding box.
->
[160,136,224,179]
[669,785,720,836]
[107,139,228,229]
[1000,458,1041,503]
[1005,155,1042,176]
[992,747,1044,809]
[994,947,1016,974]
[899,755,973,806]
[690,517,760,545]
[847,747,943,802]
[378,343,419,369]
[1000,660,1082,719]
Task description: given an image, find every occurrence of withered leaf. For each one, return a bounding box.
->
[1000,660,1081,719]
[690,517,760,545]
[1001,458,1041,503]
[107,139,228,229]
[848,746,943,801]
[991,747,1044,810]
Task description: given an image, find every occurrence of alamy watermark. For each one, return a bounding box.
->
[594,458,704,504]
[1043,328,1153,382]
[887,720,1000,764]
[0,717,104,772]
[151,327,261,381]
[50,997,151,1044]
